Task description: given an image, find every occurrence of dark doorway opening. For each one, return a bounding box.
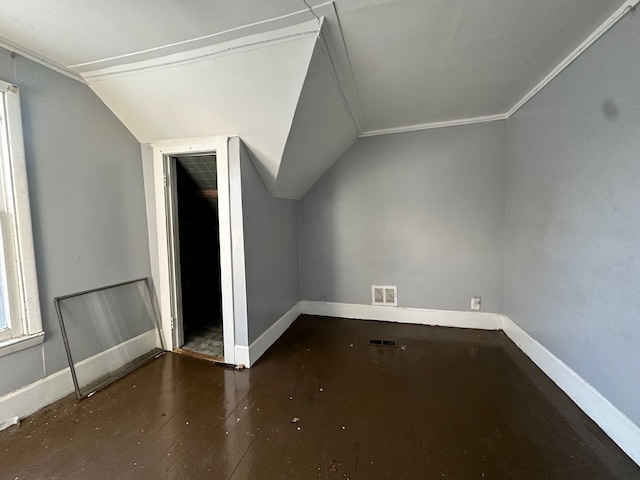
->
[174,155,223,359]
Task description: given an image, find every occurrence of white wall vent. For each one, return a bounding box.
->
[372,285,397,307]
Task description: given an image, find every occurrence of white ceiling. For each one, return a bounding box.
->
[0,0,627,131]
[334,0,628,132]
[75,19,358,199]
[0,0,631,197]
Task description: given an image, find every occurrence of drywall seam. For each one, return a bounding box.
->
[501,315,640,467]
[327,3,368,133]
[314,2,367,134]
[318,26,361,134]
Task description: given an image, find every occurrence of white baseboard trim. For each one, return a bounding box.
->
[0,367,73,430]
[300,300,503,330]
[0,329,161,428]
[235,302,302,367]
[300,301,640,465]
[74,329,159,387]
[501,315,640,466]
[3,301,638,467]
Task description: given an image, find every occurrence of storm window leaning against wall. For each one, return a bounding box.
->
[0,80,43,356]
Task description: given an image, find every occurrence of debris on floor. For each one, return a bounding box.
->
[214,362,245,370]
[329,460,341,473]
[290,417,301,423]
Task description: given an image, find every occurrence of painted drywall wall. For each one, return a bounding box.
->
[300,122,507,314]
[0,48,151,396]
[82,21,319,200]
[274,38,358,199]
[505,9,640,426]
[240,143,299,344]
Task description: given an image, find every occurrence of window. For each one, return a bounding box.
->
[0,80,44,356]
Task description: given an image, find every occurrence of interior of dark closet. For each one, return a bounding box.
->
[174,155,223,358]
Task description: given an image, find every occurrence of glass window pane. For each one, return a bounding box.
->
[55,278,164,399]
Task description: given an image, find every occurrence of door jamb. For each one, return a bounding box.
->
[162,154,184,348]
[148,137,239,364]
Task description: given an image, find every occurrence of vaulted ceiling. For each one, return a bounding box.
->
[0,0,630,198]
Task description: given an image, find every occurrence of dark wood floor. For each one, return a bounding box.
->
[1,315,638,479]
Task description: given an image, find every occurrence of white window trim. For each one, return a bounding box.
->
[0,80,44,358]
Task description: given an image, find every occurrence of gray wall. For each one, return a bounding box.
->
[504,10,640,425]
[240,143,299,344]
[300,122,507,313]
[0,49,151,396]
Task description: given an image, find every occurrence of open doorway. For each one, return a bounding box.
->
[145,137,243,366]
[172,155,223,359]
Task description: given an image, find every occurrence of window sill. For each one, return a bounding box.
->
[0,331,45,358]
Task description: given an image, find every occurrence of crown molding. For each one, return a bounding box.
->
[71,4,332,73]
[0,35,86,84]
[359,113,508,138]
[507,0,640,117]
[360,0,639,137]
[0,0,636,133]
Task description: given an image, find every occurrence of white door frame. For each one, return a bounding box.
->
[144,136,242,364]
[162,154,184,348]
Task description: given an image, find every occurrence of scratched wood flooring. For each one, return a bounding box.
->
[1,315,638,479]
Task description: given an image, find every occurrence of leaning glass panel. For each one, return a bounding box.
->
[55,278,164,399]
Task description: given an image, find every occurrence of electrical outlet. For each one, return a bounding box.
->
[471,296,481,311]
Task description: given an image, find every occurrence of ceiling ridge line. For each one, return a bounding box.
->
[317,30,359,133]
[321,2,368,135]
[312,6,367,135]
[301,0,322,22]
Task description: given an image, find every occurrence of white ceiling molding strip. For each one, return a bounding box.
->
[359,113,508,138]
[507,0,640,117]
[361,0,639,138]
[70,2,335,74]
[0,35,86,84]
[1,0,634,137]
[81,24,319,81]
